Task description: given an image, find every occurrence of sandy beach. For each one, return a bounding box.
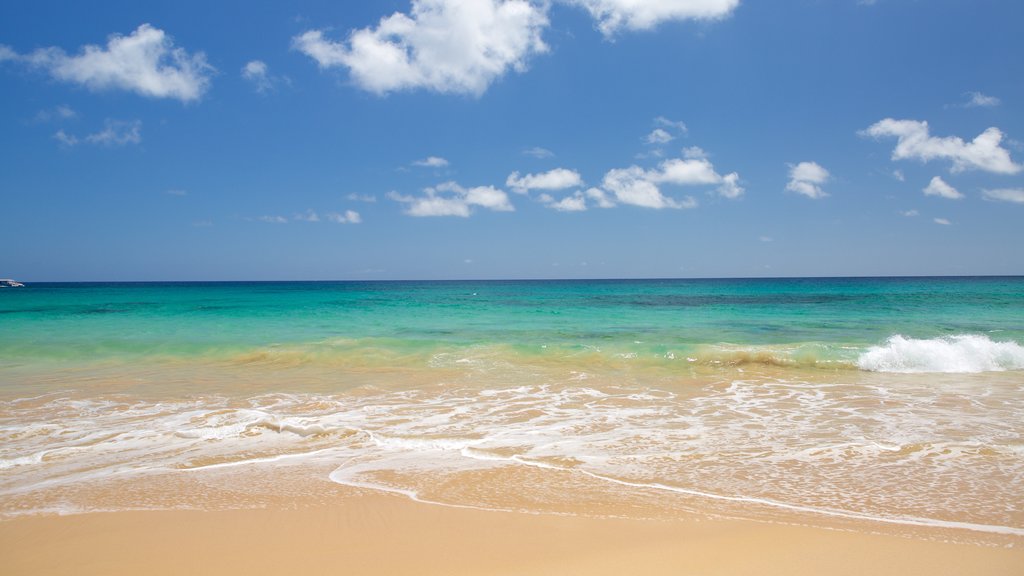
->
[2,489,1021,576]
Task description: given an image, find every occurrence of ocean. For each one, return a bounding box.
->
[2,278,1023,542]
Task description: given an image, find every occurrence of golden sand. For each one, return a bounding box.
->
[1,490,1020,576]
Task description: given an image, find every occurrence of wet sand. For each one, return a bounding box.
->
[1,490,1020,576]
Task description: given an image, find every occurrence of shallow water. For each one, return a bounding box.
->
[2,278,1022,542]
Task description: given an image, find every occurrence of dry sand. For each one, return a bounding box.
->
[1,490,1020,576]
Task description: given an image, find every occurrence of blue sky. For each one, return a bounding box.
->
[1,0,1022,281]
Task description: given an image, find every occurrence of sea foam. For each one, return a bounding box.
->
[857,334,1024,373]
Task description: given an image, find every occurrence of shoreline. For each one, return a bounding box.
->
[1,491,1021,576]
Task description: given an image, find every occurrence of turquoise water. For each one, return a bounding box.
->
[2,277,1023,367]
[2,277,1024,539]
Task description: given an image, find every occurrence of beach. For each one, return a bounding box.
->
[2,279,1023,573]
[3,492,1022,576]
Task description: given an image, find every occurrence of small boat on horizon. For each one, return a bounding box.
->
[0,279,25,287]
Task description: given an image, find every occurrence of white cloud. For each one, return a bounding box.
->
[982,188,1024,204]
[600,149,741,208]
[20,24,212,102]
[862,118,1022,174]
[602,166,697,209]
[258,215,289,224]
[655,116,688,134]
[293,0,549,96]
[388,181,514,217]
[414,156,449,168]
[0,45,17,61]
[892,169,905,182]
[568,0,740,36]
[53,130,78,147]
[585,187,616,208]
[645,128,673,145]
[506,167,582,193]
[901,209,919,217]
[242,60,274,93]
[346,193,377,202]
[933,218,951,226]
[35,105,76,122]
[964,91,1000,108]
[922,176,963,200]
[543,191,588,212]
[86,119,142,146]
[786,161,830,199]
[294,210,321,222]
[522,146,554,158]
[327,210,362,223]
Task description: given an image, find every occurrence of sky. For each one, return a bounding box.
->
[1,0,1022,281]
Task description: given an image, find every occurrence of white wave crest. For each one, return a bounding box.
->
[857,334,1024,373]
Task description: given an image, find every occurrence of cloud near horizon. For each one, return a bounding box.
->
[388,181,514,216]
[5,24,213,102]
[506,167,583,193]
[862,118,1022,175]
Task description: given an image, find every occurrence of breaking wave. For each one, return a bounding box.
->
[857,334,1024,373]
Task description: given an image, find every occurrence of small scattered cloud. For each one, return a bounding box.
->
[522,146,554,158]
[85,119,142,146]
[9,24,212,102]
[785,161,830,199]
[388,181,514,217]
[900,209,919,217]
[892,169,905,182]
[34,105,76,122]
[540,191,588,212]
[506,167,582,194]
[600,148,742,208]
[963,91,1000,108]
[645,128,673,145]
[327,210,362,224]
[413,156,449,168]
[241,60,284,93]
[982,188,1024,204]
[922,176,963,200]
[258,215,289,224]
[346,193,377,203]
[585,187,616,208]
[655,116,688,134]
[165,189,188,197]
[933,217,951,226]
[53,130,78,147]
[567,0,740,37]
[861,118,1021,174]
[293,210,321,222]
[293,0,549,96]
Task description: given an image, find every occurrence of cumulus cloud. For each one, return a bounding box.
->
[861,118,1022,174]
[53,130,78,147]
[241,60,277,93]
[506,167,582,193]
[982,188,1024,204]
[645,128,673,145]
[922,176,963,200]
[568,0,740,36]
[327,210,362,223]
[785,161,829,199]
[599,150,741,208]
[85,119,142,146]
[14,24,212,102]
[388,181,514,216]
[585,187,616,208]
[541,191,588,212]
[522,146,554,158]
[293,0,549,96]
[963,91,1000,108]
[413,156,450,168]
